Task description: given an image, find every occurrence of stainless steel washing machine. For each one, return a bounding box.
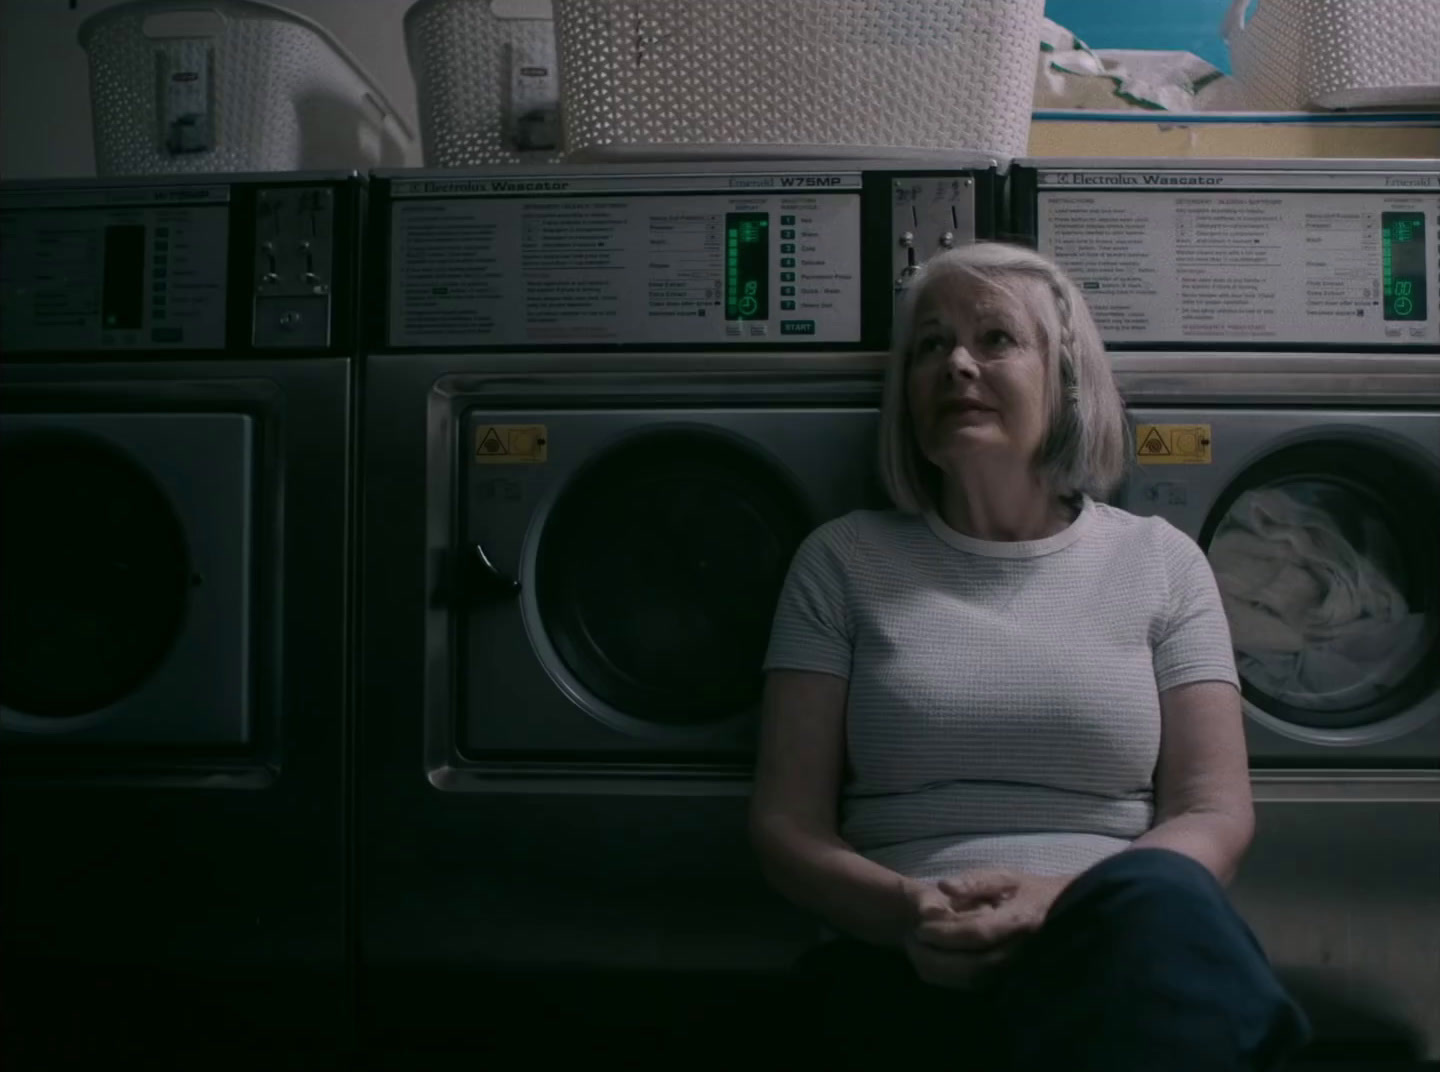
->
[1111,355,1440,1060]
[1014,158,1440,766]
[0,173,359,1033]
[357,158,1002,1021]
[1016,157,1440,1058]
[1122,396,1439,767]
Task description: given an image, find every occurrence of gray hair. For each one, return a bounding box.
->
[877,242,1132,514]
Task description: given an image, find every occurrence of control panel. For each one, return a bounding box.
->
[0,179,347,355]
[1015,162,1439,350]
[0,185,231,352]
[378,162,998,351]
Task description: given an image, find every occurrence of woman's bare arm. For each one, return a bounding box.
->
[748,669,924,949]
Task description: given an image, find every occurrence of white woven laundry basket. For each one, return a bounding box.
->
[1224,0,1440,110]
[80,0,417,176]
[405,0,564,166]
[553,0,1044,161]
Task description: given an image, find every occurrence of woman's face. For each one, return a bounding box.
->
[906,273,1053,475]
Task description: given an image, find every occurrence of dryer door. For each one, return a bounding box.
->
[1125,410,1440,764]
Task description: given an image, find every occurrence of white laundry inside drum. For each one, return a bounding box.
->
[1207,484,1431,713]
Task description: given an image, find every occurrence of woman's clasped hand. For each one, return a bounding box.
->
[902,869,1071,989]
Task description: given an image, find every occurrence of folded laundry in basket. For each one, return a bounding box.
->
[1207,487,1428,710]
[1034,18,1249,113]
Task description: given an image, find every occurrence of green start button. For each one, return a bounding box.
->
[780,319,816,335]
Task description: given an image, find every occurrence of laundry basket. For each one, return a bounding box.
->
[80,0,417,176]
[1224,0,1440,111]
[405,0,564,166]
[552,0,1045,162]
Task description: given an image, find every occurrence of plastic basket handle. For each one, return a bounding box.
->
[362,92,406,144]
[1222,0,1255,43]
[491,0,553,17]
[141,8,227,39]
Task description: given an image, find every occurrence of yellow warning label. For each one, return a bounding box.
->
[1135,424,1211,465]
[474,424,547,464]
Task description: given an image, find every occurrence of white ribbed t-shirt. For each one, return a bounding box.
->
[762,494,1241,882]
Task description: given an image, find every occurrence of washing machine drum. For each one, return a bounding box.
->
[535,430,812,725]
[0,431,191,718]
[1202,441,1440,730]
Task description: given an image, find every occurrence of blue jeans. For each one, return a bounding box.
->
[794,848,1313,1070]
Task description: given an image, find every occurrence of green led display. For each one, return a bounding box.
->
[1381,211,1427,322]
[725,213,769,321]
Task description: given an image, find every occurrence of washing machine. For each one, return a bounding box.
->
[1014,157,1440,766]
[1122,398,1438,766]
[357,158,1002,1025]
[1016,157,1440,1058]
[0,174,360,1036]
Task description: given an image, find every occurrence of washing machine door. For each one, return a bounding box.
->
[533,428,813,725]
[1197,436,1439,755]
[1126,410,1440,761]
[457,407,882,759]
[0,429,189,717]
[0,415,253,743]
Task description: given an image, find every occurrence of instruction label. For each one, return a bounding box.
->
[1038,186,1437,347]
[389,192,862,347]
[1135,424,1211,465]
[474,424,547,464]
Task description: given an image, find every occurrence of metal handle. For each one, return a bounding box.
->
[469,541,521,601]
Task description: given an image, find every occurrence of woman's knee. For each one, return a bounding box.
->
[1038,848,1276,980]
[1051,848,1227,920]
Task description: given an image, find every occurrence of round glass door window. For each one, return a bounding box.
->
[0,431,191,718]
[1201,442,1439,730]
[535,429,813,725]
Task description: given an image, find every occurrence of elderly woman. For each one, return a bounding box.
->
[749,243,1312,1069]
